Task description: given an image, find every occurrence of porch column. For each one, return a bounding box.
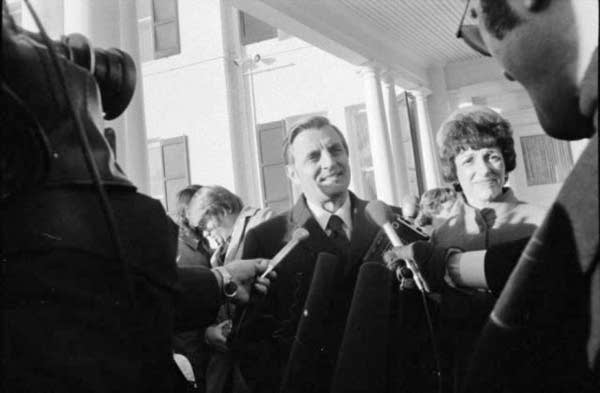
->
[412,89,440,191]
[360,64,398,205]
[382,72,410,202]
[63,0,150,193]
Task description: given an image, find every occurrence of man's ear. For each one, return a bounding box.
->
[286,164,299,185]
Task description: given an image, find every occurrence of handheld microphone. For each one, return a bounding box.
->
[281,252,340,393]
[365,200,430,292]
[330,262,393,393]
[260,227,309,278]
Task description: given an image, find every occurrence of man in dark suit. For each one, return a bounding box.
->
[234,116,409,393]
[392,1,598,391]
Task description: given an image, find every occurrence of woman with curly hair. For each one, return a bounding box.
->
[433,106,547,392]
[388,106,547,392]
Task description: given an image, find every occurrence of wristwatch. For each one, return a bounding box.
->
[215,266,238,298]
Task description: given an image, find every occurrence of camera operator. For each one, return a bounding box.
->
[1,6,274,392]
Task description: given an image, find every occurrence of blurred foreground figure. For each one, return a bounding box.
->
[454,0,598,392]
[1,7,180,391]
[1,6,273,392]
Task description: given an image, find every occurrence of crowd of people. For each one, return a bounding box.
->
[3,0,597,392]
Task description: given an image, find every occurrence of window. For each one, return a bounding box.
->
[239,11,277,45]
[152,0,180,58]
[520,134,573,186]
[137,0,180,62]
[256,120,293,213]
[148,135,190,214]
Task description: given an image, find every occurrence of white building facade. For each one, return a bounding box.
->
[8,0,587,214]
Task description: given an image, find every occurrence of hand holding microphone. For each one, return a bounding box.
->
[219,258,275,304]
[384,241,449,293]
[260,227,310,279]
[366,200,431,292]
[214,229,309,303]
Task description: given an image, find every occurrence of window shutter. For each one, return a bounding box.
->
[256,120,292,214]
[521,134,573,186]
[152,0,180,59]
[147,136,190,213]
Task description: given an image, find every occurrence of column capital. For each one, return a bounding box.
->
[380,70,397,86]
[409,86,433,99]
[358,61,384,77]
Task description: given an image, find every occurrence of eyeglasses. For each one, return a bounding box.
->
[456,0,491,57]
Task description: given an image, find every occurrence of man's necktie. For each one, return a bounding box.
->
[327,215,350,255]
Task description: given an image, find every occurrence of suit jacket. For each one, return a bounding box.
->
[3,187,198,392]
[224,206,275,264]
[177,225,212,269]
[234,192,425,393]
[464,48,599,393]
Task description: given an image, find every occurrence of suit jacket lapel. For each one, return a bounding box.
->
[346,194,380,275]
[225,207,254,262]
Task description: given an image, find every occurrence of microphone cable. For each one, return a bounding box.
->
[393,256,443,393]
[21,0,136,303]
[419,284,443,393]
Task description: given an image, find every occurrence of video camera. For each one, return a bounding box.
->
[1,4,136,199]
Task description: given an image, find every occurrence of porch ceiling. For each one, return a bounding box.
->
[338,0,482,66]
[235,0,483,88]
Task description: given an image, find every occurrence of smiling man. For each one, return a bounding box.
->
[233,116,414,393]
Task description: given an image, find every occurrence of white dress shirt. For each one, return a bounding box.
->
[306,193,353,240]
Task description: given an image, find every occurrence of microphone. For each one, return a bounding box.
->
[365,200,430,292]
[330,262,393,393]
[259,227,309,278]
[281,252,340,393]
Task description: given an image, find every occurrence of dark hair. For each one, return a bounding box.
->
[283,116,349,164]
[480,0,522,39]
[437,106,516,184]
[187,185,244,229]
[175,184,203,228]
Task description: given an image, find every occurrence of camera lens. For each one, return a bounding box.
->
[61,33,136,120]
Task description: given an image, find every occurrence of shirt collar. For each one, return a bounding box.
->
[306,192,353,236]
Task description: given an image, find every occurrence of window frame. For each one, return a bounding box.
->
[151,0,181,59]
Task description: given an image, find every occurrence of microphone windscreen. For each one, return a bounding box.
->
[280,252,340,393]
[330,262,393,393]
[291,227,310,242]
[365,200,392,227]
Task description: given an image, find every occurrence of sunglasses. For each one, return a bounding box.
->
[456,0,491,57]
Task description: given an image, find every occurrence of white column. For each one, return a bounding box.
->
[382,73,411,202]
[117,0,150,194]
[63,0,150,193]
[412,89,440,191]
[360,64,398,205]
